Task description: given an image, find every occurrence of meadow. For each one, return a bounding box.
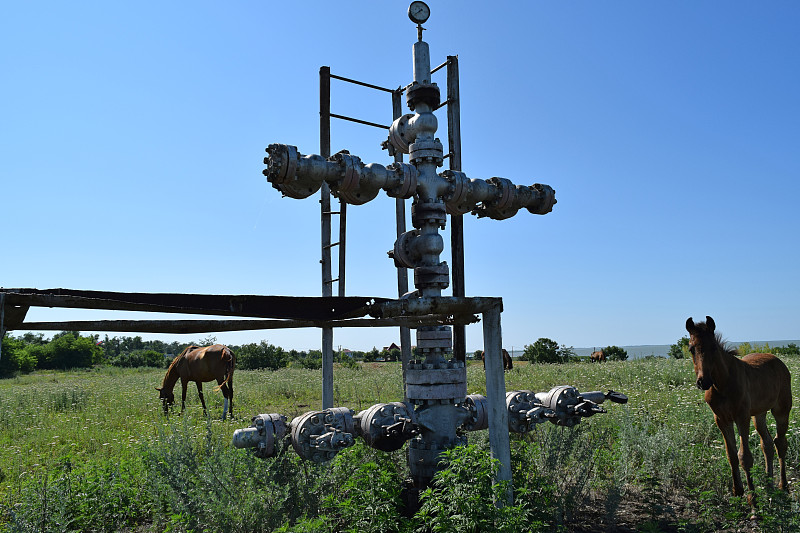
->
[2,357,800,532]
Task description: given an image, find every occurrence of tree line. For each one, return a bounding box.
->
[668,336,800,359]
[0,331,407,377]
[0,330,649,378]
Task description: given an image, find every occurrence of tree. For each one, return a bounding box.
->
[603,345,628,361]
[0,334,37,377]
[774,343,800,356]
[237,341,286,370]
[669,336,690,359]
[37,332,102,369]
[472,350,483,360]
[523,338,562,364]
[363,347,380,362]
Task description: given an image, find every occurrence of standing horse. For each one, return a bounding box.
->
[590,350,606,363]
[686,316,791,501]
[156,344,235,420]
[481,349,513,371]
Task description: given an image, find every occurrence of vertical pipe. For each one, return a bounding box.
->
[392,88,413,399]
[320,66,334,409]
[447,56,466,362]
[482,303,513,505]
[338,202,346,298]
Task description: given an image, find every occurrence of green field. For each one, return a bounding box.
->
[2,358,800,532]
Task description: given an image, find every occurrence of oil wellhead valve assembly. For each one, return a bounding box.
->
[234,2,626,489]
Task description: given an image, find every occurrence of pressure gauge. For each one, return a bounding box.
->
[408,1,430,24]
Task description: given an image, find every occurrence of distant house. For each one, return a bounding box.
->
[383,342,401,352]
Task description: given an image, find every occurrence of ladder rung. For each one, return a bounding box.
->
[324,278,340,284]
[323,211,342,215]
[323,242,340,249]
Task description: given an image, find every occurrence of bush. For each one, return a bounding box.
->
[35,332,102,370]
[109,349,165,368]
[668,336,689,359]
[0,334,37,377]
[238,341,286,370]
[603,345,628,361]
[523,338,574,364]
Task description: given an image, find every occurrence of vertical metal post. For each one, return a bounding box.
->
[392,89,413,398]
[338,202,346,298]
[320,66,334,409]
[447,56,466,362]
[482,303,513,505]
[0,293,5,364]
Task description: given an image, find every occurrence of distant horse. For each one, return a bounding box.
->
[156,344,235,420]
[481,349,513,371]
[686,316,791,502]
[590,350,606,363]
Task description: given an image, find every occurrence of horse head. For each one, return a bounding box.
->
[685,316,716,390]
[156,386,175,413]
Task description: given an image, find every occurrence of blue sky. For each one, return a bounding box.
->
[2,2,798,352]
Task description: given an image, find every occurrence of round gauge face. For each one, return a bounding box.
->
[408,1,430,24]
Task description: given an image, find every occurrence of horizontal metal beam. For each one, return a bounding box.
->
[16,313,480,334]
[0,288,388,321]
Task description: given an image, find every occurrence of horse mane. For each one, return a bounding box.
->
[712,332,739,359]
[161,344,200,386]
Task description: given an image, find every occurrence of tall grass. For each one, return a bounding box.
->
[2,358,800,531]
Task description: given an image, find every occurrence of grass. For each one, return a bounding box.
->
[2,357,800,531]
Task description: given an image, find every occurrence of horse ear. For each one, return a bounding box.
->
[685,317,696,333]
[706,316,715,332]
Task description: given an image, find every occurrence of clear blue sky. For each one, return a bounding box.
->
[3,2,798,352]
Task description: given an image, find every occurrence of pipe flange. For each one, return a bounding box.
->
[355,402,418,452]
[386,162,418,199]
[330,151,361,192]
[414,263,449,290]
[387,114,414,155]
[392,229,420,269]
[473,177,519,220]
[441,170,472,215]
[524,183,557,215]
[411,200,447,228]
[462,394,489,431]
[409,139,444,166]
[406,81,441,111]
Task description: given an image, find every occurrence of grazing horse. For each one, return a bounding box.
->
[590,350,606,363]
[156,344,235,420]
[686,316,791,501]
[481,349,513,371]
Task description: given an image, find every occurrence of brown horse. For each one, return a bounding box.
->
[156,344,235,420]
[481,349,513,371]
[686,316,791,501]
[590,350,606,363]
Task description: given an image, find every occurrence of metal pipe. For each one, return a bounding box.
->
[447,55,466,362]
[393,89,413,400]
[320,65,334,409]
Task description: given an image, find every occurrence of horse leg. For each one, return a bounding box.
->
[772,407,790,491]
[181,380,188,414]
[196,382,207,416]
[223,375,233,420]
[734,417,756,503]
[716,417,744,497]
[753,413,775,482]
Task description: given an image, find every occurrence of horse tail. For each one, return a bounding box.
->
[213,346,235,392]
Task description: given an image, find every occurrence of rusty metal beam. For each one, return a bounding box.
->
[14,314,479,334]
[0,288,387,321]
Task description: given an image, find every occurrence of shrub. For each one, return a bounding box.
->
[109,349,165,368]
[603,345,628,361]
